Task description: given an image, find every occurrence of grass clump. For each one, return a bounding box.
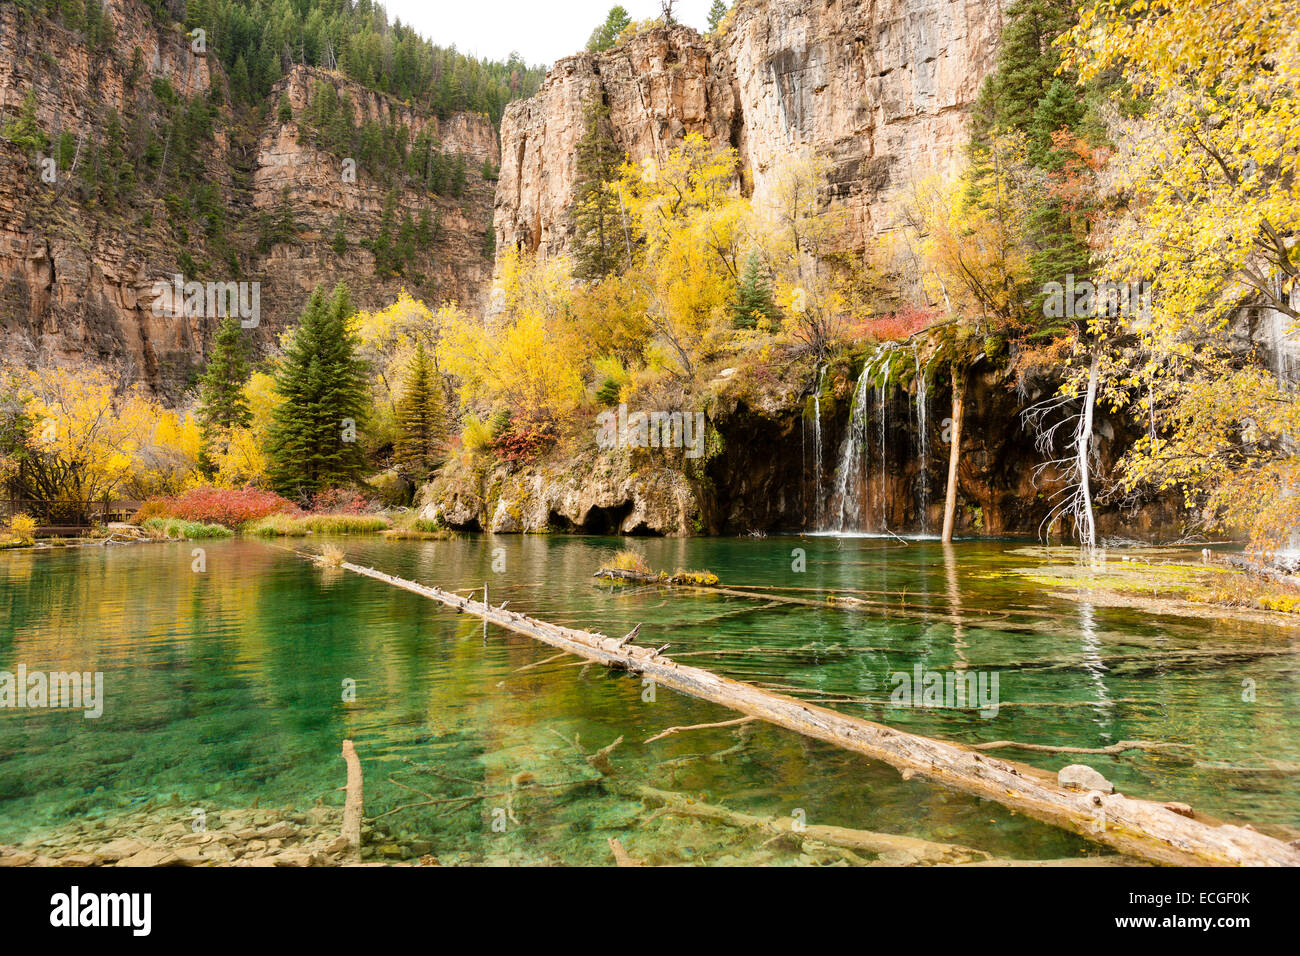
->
[317,544,346,567]
[143,517,234,540]
[604,549,653,575]
[245,513,392,536]
[669,568,720,586]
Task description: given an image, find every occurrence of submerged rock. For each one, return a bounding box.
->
[1058,764,1115,794]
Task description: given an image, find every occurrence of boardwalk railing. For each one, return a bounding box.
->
[2,498,142,534]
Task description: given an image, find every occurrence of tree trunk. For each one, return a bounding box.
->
[1076,353,1100,550]
[941,362,965,543]
[340,739,363,863]
[296,548,1300,867]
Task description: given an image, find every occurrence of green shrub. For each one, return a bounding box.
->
[143,517,233,539]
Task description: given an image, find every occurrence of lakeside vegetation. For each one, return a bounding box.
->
[1,0,1296,564]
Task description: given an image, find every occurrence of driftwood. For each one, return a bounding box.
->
[341,739,364,863]
[608,838,645,867]
[303,554,1300,868]
[631,785,989,865]
[971,739,1193,757]
[645,716,758,743]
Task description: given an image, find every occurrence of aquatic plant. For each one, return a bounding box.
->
[142,517,234,539]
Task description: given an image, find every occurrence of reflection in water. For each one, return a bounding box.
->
[0,535,1297,863]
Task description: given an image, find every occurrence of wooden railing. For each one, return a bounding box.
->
[2,498,141,534]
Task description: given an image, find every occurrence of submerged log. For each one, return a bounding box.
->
[306,554,1300,867]
[341,739,364,863]
[631,785,989,865]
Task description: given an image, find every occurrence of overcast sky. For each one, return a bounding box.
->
[381,1,722,68]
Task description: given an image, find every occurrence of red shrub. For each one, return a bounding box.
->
[141,486,300,528]
[847,307,941,343]
[493,421,555,464]
[309,488,375,515]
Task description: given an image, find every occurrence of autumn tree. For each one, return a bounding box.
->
[615,133,747,382]
[1062,0,1300,551]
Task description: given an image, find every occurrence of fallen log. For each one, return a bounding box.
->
[630,785,989,865]
[340,739,364,863]
[296,553,1300,867]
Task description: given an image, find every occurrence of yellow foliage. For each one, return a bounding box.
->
[208,371,280,488]
[1063,0,1300,550]
[8,513,36,544]
[2,365,199,502]
[439,253,586,428]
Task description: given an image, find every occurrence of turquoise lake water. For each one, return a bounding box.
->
[0,535,1296,864]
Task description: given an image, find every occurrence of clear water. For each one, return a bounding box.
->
[1,536,1296,865]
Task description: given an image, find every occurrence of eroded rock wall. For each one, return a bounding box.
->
[0,1,498,399]
[495,0,1005,259]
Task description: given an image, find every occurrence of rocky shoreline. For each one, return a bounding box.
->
[0,804,436,868]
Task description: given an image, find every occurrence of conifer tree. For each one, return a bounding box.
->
[393,343,445,481]
[196,316,251,474]
[708,0,729,32]
[731,252,779,329]
[572,101,625,282]
[266,283,370,497]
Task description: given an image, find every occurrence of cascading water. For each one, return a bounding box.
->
[820,342,934,535]
[811,366,826,528]
[830,365,872,531]
[914,352,930,532]
[876,379,888,530]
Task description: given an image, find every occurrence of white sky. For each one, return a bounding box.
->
[381,1,721,68]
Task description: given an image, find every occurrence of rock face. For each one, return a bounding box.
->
[420,455,699,536]
[0,0,498,399]
[495,0,1004,259]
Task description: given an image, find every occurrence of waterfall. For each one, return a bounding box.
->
[830,366,871,531]
[876,379,888,530]
[811,366,826,527]
[915,352,930,532]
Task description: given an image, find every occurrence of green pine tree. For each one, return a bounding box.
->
[196,316,252,474]
[571,101,625,281]
[731,252,779,329]
[393,343,445,481]
[707,0,729,32]
[587,6,632,52]
[265,283,370,498]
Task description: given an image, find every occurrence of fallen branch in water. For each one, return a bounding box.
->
[971,739,1194,757]
[608,838,645,867]
[646,716,758,743]
[341,739,364,863]
[280,551,1300,867]
[629,786,990,865]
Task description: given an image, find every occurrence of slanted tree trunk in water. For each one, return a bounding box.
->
[941,362,965,543]
[280,548,1300,866]
[1075,352,1100,550]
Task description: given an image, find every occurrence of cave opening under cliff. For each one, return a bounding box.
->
[548,502,641,535]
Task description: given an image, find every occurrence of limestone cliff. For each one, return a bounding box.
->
[495,0,1004,259]
[0,0,498,399]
